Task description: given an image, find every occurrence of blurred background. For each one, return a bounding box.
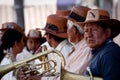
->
[0,0,120,44]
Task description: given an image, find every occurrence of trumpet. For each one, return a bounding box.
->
[0,49,102,80]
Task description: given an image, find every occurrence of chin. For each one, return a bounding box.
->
[88,44,95,48]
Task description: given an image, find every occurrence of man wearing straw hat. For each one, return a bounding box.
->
[79,9,120,80]
[40,13,73,80]
[39,9,71,53]
[65,6,92,75]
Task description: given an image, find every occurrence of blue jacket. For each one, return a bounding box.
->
[87,39,120,80]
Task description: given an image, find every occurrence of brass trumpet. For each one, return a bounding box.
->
[0,49,65,79]
[0,49,102,80]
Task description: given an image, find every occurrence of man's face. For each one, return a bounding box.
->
[67,20,77,44]
[84,23,110,50]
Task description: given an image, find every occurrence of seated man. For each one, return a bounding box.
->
[65,6,92,75]
[81,9,120,80]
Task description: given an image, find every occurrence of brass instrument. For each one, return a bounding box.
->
[0,49,65,79]
[41,45,50,72]
[0,49,102,80]
[61,68,102,80]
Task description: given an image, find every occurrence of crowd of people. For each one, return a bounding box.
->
[0,5,120,80]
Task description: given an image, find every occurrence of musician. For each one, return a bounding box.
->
[0,22,24,63]
[16,29,46,80]
[39,14,72,80]
[82,9,120,80]
[0,29,25,80]
[16,29,43,61]
[65,6,92,75]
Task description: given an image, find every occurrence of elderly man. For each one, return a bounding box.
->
[65,6,92,75]
[82,9,120,80]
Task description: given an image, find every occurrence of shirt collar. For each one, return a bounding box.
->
[92,38,113,55]
[56,39,68,51]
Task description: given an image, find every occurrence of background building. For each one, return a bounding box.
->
[0,0,120,45]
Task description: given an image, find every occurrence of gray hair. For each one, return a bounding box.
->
[74,23,84,34]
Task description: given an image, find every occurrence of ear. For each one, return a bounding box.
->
[48,33,52,39]
[106,28,112,38]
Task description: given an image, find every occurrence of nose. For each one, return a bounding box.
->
[84,30,93,38]
[88,30,93,37]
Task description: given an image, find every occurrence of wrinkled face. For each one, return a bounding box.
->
[84,23,110,50]
[67,20,77,43]
[27,38,40,52]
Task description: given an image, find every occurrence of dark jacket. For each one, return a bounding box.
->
[88,39,120,80]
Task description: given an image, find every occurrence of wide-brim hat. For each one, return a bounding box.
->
[77,9,120,38]
[43,14,68,38]
[66,6,91,22]
[0,22,24,33]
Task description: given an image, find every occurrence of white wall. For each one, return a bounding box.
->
[24,0,57,5]
[0,0,14,5]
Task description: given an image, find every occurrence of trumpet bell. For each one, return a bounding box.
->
[61,68,102,80]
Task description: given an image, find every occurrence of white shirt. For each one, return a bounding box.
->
[16,47,33,61]
[65,39,92,75]
[0,57,16,80]
[41,39,72,80]
[41,41,53,50]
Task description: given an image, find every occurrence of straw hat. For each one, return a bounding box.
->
[1,22,24,33]
[44,14,67,38]
[27,29,40,39]
[67,6,91,22]
[56,10,71,16]
[77,9,120,38]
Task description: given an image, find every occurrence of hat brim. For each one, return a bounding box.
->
[77,19,120,38]
[26,37,40,39]
[44,28,67,38]
[78,19,118,25]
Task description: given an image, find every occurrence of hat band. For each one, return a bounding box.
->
[69,12,85,22]
[45,24,67,33]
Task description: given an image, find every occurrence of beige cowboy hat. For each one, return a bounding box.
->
[66,6,91,22]
[43,14,68,38]
[76,9,120,38]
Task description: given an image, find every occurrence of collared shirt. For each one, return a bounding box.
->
[41,39,72,80]
[48,39,72,72]
[65,39,92,75]
[16,46,42,69]
[16,47,33,61]
[87,39,120,80]
[0,58,16,80]
[56,39,72,60]
[41,41,53,50]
